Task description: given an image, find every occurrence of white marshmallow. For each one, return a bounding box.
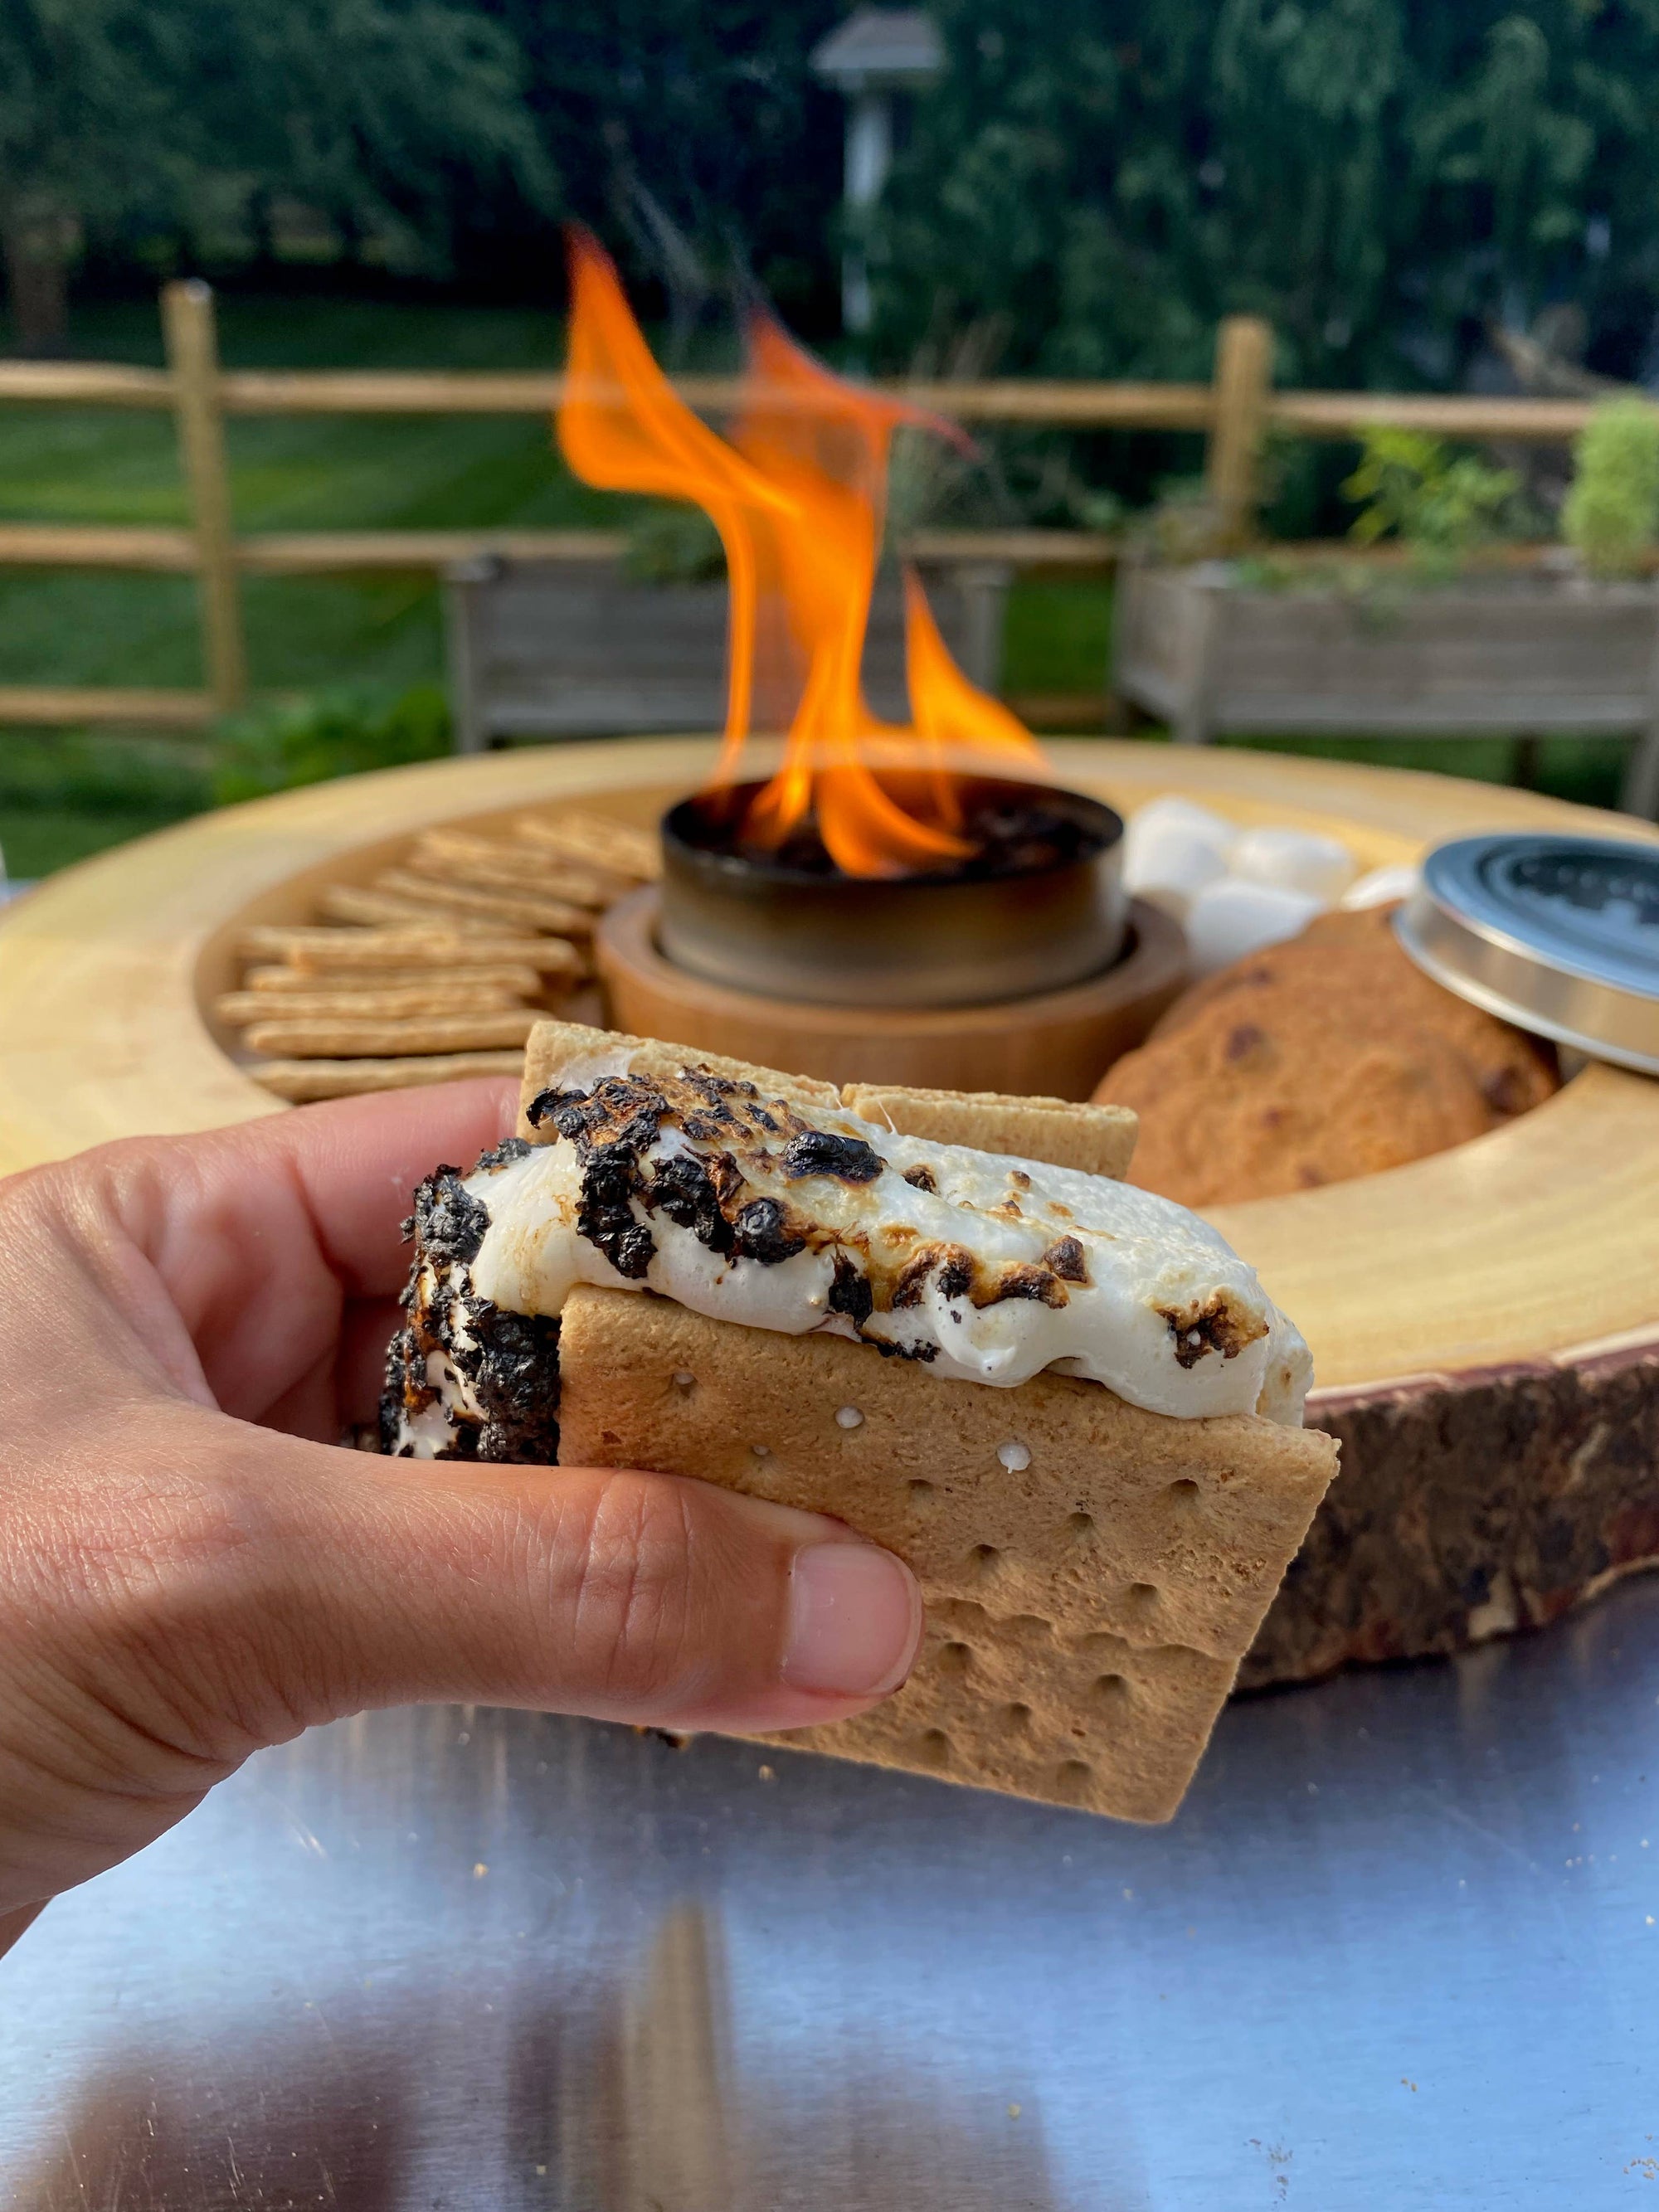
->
[1341,862,1419,911]
[1228,826,1355,903]
[1123,823,1230,917]
[1185,878,1325,977]
[1123,796,1233,872]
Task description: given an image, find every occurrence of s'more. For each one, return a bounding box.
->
[382,1020,1338,1821]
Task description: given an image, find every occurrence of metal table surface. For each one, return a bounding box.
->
[6,1577,1659,2210]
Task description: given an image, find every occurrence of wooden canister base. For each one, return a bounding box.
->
[595,887,1186,1097]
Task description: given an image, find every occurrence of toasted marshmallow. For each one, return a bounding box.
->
[382,1052,1313,1466]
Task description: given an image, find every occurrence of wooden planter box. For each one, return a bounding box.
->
[1113,557,1659,816]
[445,556,1012,751]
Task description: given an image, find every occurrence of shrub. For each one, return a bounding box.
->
[1562,397,1659,579]
[1342,427,1520,573]
[212,684,451,805]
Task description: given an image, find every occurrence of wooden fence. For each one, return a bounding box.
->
[0,281,1626,732]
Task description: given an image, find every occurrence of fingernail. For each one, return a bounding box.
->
[782,1543,922,1699]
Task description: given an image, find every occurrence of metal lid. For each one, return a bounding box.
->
[1395,832,1659,1075]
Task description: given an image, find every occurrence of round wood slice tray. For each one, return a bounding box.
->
[2,736,1655,1682]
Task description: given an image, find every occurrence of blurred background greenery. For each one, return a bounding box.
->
[2,2,1655,873]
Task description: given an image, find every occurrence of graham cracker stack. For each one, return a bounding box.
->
[527,1021,1339,1822]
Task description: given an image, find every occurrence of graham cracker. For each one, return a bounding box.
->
[408,830,621,910]
[242,962,544,998]
[513,1018,1331,1819]
[318,883,549,938]
[783,1601,1238,1819]
[216,984,526,1027]
[518,1018,839,1135]
[374,868,593,939]
[251,1050,524,1101]
[245,1009,538,1059]
[557,1287,1337,1822]
[516,809,661,881]
[238,926,582,976]
[844,1083,1137,1179]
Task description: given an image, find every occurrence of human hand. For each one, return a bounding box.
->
[0,1083,921,1952]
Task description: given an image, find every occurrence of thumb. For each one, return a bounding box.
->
[90,1404,925,1755]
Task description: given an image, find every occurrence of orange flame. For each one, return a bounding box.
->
[557,229,1047,877]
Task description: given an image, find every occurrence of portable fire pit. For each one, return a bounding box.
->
[587,761,1179,1090]
[595,771,1183,1092]
[659,773,1127,1008]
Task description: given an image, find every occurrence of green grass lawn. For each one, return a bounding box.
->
[0,293,1637,875]
[0,730,211,878]
[0,296,619,698]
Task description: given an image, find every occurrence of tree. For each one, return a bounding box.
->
[868,0,1659,396]
[212,0,554,286]
[488,0,847,348]
[0,0,553,353]
[0,0,198,351]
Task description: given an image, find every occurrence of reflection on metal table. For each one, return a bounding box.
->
[6,1574,1659,2209]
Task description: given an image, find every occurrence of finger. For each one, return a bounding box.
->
[251,1295,402,1443]
[82,1408,923,1750]
[336,1296,406,1433]
[236,1077,523,1296]
[45,1080,521,1425]
[96,1077,519,1310]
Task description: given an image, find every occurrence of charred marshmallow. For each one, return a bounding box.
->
[383,1053,1311,1460]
